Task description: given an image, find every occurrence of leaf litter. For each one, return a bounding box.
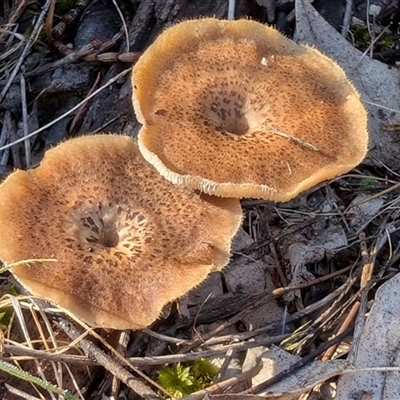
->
[0,0,400,399]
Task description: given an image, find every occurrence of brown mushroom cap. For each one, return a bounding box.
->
[0,135,242,330]
[132,18,368,202]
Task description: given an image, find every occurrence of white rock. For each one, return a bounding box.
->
[337,273,400,399]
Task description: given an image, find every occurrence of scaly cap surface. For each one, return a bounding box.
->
[0,135,242,329]
[132,18,368,201]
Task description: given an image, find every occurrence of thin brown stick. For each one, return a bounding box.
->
[271,264,354,298]
[206,361,347,399]
[0,0,28,52]
[341,0,353,36]
[68,72,101,136]
[242,216,317,255]
[55,318,161,400]
[1,343,94,365]
[348,227,384,364]
[0,0,53,103]
[321,301,360,361]
[243,328,352,395]
[0,67,132,152]
[0,111,11,166]
[19,69,30,168]
[4,383,42,400]
[45,0,57,42]
[205,280,350,348]
[111,330,130,400]
[212,347,234,384]
[181,363,262,400]
[266,221,287,287]
[177,291,274,353]
[128,335,287,367]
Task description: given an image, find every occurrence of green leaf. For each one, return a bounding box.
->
[0,361,79,400]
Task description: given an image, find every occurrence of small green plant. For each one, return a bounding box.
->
[0,310,12,331]
[358,178,378,187]
[0,284,18,331]
[158,358,218,398]
[349,26,395,52]
[379,34,395,51]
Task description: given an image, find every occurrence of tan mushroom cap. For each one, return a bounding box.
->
[0,135,242,330]
[132,18,368,202]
